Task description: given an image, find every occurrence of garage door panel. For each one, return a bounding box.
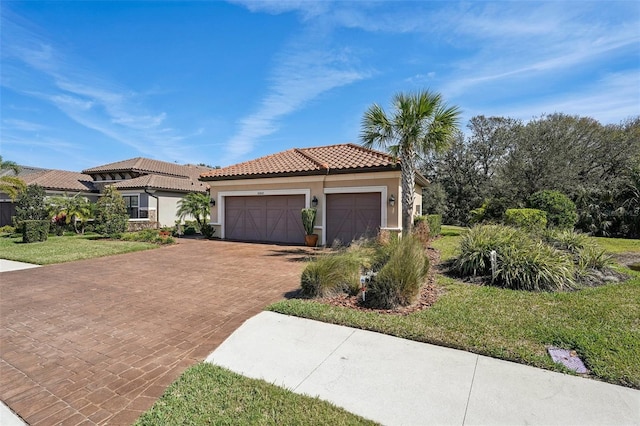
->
[225,195,305,244]
[326,193,381,245]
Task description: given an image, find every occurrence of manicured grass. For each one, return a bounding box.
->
[431,225,464,261]
[0,234,157,265]
[593,236,640,253]
[135,363,377,425]
[269,231,640,389]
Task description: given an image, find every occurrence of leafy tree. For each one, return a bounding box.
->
[528,190,577,230]
[94,186,128,236]
[176,192,211,231]
[47,194,94,234]
[361,90,461,233]
[421,132,487,225]
[0,156,26,200]
[15,184,48,224]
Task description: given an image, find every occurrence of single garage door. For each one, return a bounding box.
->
[326,192,381,245]
[225,195,305,244]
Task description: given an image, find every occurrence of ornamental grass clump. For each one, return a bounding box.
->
[300,251,361,298]
[453,225,525,277]
[454,225,617,291]
[364,235,429,309]
[495,242,576,291]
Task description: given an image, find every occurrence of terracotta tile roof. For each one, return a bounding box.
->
[22,170,96,193]
[111,174,209,193]
[200,143,400,181]
[83,157,213,179]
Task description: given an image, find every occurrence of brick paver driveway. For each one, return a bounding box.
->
[1,239,308,425]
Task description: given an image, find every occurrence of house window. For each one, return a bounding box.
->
[123,195,139,219]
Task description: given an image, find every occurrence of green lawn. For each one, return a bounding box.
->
[269,227,640,389]
[136,363,376,425]
[0,233,158,265]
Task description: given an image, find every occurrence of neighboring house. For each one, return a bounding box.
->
[199,143,426,246]
[0,158,213,228]
[0,168,98,227]
[82,158,213,228]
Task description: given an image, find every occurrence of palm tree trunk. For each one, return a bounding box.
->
[401,146,416,234]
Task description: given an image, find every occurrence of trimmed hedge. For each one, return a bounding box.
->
[413,214,442,239]
[528,190,577,230]
[504,208,547,231]
[22,220,50,243]
[426,214,442,236]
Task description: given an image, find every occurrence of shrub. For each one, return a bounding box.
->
[301,208,317,235]
[0,225,15,234]
[201,223,216,239]
[412,216,430,247]
[504,208,547,232]
[183,223,197,235]
[300,252,360,298]
[577,245,613,270]
[543,229,590,254]
[14,184,48,232]
[528,190,577,230]
[94,186,128,236]
[22,220,50,243]
[453,225,525,277]
[119,229,174,245]
[426,214,442,236]
[495,242,576,291]
[364,235,429,309]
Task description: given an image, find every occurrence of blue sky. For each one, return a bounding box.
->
[1,1,639,172]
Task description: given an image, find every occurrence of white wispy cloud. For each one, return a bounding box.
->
[220,25,369,164]
[491,71,640,124]
[2,118,47,132]
[1,7,193,163]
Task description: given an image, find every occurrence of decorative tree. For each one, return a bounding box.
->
[176,192,210,231]
[361,90,460,233]
[94,186,128,236]
[0,156,26,200]
[15,184,48,223]
[47,194,94,234]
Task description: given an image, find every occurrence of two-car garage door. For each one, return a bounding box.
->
[225,195,305,244]
[224,192,382,245]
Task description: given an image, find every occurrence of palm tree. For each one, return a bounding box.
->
[176,192,210,231]
[0,156,26,200]
[47,194,93,234]
[361,90,461,233]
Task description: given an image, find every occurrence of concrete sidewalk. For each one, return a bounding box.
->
[0,259,40,273]
[206,311,640,426]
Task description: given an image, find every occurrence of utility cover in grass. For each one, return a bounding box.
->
[547,347,589,374]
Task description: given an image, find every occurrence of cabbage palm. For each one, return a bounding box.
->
[361,90,460,233]
[176,192,210,231]
[0,155,26,200]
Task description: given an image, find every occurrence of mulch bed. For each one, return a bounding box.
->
[316,246,444,316]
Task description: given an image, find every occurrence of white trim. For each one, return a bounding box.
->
[322,185,388,245]
[216,189,311,239]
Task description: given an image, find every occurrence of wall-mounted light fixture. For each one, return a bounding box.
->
[311,196,318,207]
[389,194,395,207]
[210,198,216,206]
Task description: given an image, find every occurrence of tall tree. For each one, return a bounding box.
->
[0,156,26,200]
[361,90,461,233]
[176,192,210,231]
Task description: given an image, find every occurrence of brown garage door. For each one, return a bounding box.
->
[326,192,381,245]
[225,195,305,244]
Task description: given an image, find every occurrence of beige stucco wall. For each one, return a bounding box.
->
[207,170,424,245]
